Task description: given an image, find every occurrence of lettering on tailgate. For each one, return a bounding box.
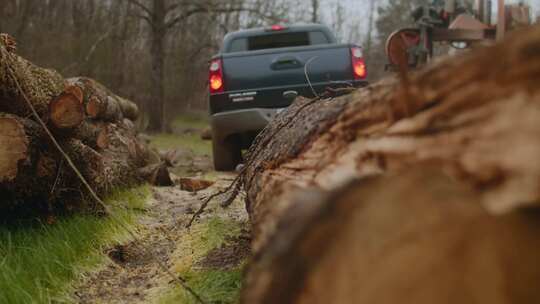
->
[229,91,257,102]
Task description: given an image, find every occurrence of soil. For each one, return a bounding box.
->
[198,234,251,270]
[73,168,248,304]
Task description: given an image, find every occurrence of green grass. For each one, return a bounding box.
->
[158,217,244,304]
[151,133,211,156]
[171,112,209,131]
[158,269,243,304]
[151,113,211,156]
[0,185,151,304]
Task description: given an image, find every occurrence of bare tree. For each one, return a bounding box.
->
[127,0,282,132]
[365,0,377,57]
[331,1,346,41]
[311,0,319,23]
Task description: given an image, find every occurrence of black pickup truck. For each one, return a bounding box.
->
[209,24,368,170]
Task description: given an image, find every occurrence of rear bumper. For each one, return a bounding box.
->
[210,108,281,142]
[209,80,368,114]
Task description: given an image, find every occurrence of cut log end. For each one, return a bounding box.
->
[0,115,28,182]
[86,96,101,119]
[64,85,83,105]
[96,128,109,150]
[49,92,84,129]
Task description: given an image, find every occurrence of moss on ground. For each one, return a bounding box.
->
[0,185,151,304]
[157,217,245,304]
[158,269,243,304]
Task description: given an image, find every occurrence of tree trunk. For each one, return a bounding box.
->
[148,0,166,132]
[241,25,540,303]
[311,0,319,23]
[365,0,376,57]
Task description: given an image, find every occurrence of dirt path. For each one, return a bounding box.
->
[74,171,248,304]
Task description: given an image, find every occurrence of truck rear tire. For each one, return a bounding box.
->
[212,138,242,171]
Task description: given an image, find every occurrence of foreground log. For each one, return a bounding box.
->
[241,25,540,303]
[244,167,540,304]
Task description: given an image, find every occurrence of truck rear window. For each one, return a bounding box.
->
[228,31,330,53]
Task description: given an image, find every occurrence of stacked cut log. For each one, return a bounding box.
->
[241,25,540,303]
[0,34,162,213]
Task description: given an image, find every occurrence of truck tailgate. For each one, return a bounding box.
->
[221,44,353,94]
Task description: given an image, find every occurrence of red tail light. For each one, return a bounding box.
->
[209,58,225,94]
[350,47,367,79]
[268,25,288,31]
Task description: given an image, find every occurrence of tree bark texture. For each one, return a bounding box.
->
[0,37,64,119]
[241,25,540,304]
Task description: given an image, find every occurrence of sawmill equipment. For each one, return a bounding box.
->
[386,0,532,69]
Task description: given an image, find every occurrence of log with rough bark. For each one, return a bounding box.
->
[241,25,540,303]
[57,121,154,200]
[74,121,110,150]
[0,115,104,208]
[0,114,55,202]
[0,36,65,119]
[0,37,88,132]
[0,119,152,211]
[67,77,139,122]
[0,34,17,53]
[0,36,161,214]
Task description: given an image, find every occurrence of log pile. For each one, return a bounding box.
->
[240,25,540,303]
[0,34,161,213]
